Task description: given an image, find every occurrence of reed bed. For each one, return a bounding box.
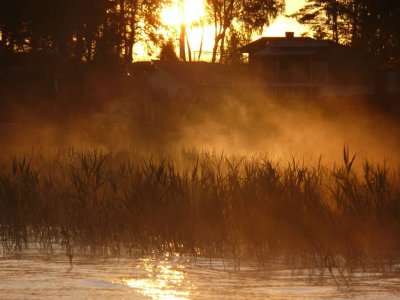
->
[0,147,399,281]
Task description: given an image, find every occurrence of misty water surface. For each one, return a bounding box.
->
[1,249,400,299]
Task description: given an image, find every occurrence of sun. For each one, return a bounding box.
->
[161,0,205,27]
[153,0,308,62]
[160,0,215,61]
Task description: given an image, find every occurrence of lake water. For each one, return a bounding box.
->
[1,249,400,299]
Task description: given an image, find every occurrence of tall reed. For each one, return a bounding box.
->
[0,147,399,279]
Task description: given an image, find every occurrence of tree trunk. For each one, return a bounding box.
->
[332,0,339,43]
[219,31,226,63]
[186,32,192,62]
[179,24,186,61]
[212,33,223,63]
[197,25,204,61]
[211,41,219,63]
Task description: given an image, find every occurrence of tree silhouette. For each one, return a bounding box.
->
[206,0,284,63]
[1,0,398,66]
[159,38,178,61]
[0,0,165,63]
[291,0,348,44]
[293,0,400,66]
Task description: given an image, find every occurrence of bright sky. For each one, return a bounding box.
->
[263,0,308,36]
[133,0,308,61]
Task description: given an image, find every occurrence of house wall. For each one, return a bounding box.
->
[249,55,325,98]
[250,55,327,85]
[248,45,377,97]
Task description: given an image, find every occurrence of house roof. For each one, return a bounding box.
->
[129,61,155,75]
[254,40,331,57]
[240,37,314,54]
[241,36,377,62]
[153,61,239,87]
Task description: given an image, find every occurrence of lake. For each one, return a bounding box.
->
[1,248,400,299]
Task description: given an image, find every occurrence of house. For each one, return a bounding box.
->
[125,60,255,124]
[143,60,242,102]
[125,61,234,124]
[240,32,378,97]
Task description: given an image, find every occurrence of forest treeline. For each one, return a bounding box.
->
[294,0,400,67]
[0,0,163,64]
[0,0,284,64]
[0,0,399,66]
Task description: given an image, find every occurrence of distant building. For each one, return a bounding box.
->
[126,60,254,124]
[143,60,249,103]
[240,32,378,97]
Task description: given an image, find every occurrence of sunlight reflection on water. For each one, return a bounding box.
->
[122,257,193,300]
[1,249,400,299]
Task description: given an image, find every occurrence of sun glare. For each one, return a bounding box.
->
[133,0,308,61]
[161,0,205,27]
[159,0,214,61]
[121,258,193,300]
[262,15,308,37]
